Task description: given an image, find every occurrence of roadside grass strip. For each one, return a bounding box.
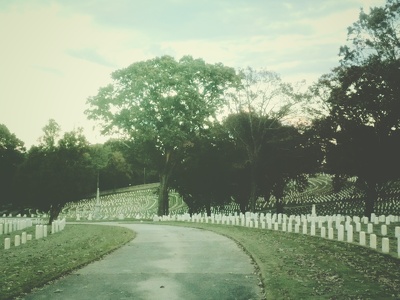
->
[165,222,400,300]
[0,224,134,300]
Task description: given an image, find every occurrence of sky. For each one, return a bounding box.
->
[0,0,386,148]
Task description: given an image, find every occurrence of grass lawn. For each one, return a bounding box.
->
[0,224,134,300]
[164,222,400,300]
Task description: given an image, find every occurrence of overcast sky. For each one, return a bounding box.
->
[0,0,386,148]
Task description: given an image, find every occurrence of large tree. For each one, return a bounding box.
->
[224,112,284,212]
[0,124,25,209]
[223,67,301,212]
[310,0,400,218]
[170,123,234,215]
[86,55,239,216]
[17,121,94,223]
[259,125,322,213]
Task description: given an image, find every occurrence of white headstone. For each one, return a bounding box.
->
[21,232,27,244]
[321,226,326,238]
[381,225,387,236]
[396,226,400,238]
[302,223,308,235]
[398,237,400,258]
[367,223,373,234]
[338,225,344,241]
[274,223,279,231]
[15,235,20,247]
[382,237,390,253]
[347,225,353,243]
[359,231,366,246]
[310,224,316,236]
[370,234,377,249]
[4,237,10,250]
[35,225,42,239]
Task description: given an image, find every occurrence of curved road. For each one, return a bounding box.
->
[23,223,262,300]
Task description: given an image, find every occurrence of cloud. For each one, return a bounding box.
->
[33,65,64,76]
[0,0,388,148]
[66,48,117,68]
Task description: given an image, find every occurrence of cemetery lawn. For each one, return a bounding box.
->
[0,224,134,300]
[166,222,400,300]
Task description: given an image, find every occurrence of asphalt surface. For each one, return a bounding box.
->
[22,223,262,300]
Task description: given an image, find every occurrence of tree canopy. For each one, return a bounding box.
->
[310,0,400,218]
[17,121,94,223]
[0,124,25,208]
[86,55,240,215]
[223,67,301,211]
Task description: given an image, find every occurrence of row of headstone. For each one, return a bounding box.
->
[4,232,33,250]
[2,213,28,218]
[158,210,400,257]
[35,224,48,239]
[62,188,188,220]
[4,218,66,250]
[51,218,66,234]
[0,218,34,235]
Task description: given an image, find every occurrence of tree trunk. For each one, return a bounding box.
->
[158,173,170,216]
[206,201,211,217]
[276,197,284,214]
[239,198,247,213]
[364,181,377,220]
[249,165,258,212]
[48,203,63,225]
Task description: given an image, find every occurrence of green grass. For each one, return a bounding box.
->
[164,222,400,300]
[0,224,135,300]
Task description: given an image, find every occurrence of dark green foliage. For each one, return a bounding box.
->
[0,124,25,209]
[170,124,234,215]
[16,123,94,223]
[86,55,240,216]
[309,0,400,218]
[224,112,321,213]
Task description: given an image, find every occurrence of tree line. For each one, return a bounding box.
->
[1,0,399,222]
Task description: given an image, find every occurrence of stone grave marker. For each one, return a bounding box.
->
[347,225,353,243]
[359,231,366,246]
[382,237,389,253]
[367,223,373,234]
[15,235,20,247]
[370,234,377,249]
[21,232,27,244]
[381,225,387,236]
[396,226,400,238]
[4,237,10,250]
[338,225,344,241]
[321,226,326,238]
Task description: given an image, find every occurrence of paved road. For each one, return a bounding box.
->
[22,223,262,300]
